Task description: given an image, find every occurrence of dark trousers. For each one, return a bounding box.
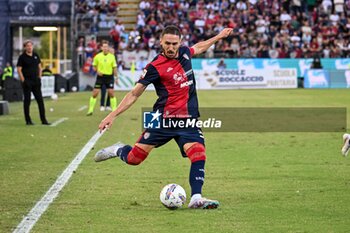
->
[22,80,47,123]
[100,84,110,107]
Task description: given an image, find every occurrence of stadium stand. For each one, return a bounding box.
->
[76,0,350,71]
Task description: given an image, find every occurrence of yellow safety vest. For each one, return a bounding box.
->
[93,52,117,75]
[2,66,12,80]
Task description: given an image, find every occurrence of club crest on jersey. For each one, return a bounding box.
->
[183,54,189,60]
[143,132,151,139]
[173,72,185,84]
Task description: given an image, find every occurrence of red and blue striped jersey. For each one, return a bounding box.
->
[138,46,199,118]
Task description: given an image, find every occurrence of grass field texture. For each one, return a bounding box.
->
[0,89,349,233]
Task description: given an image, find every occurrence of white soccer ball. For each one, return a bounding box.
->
[51,93,58,100]
[160,184,186,210]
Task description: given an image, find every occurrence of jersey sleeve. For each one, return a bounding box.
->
[137,64,159,86]
[189,47,195,57]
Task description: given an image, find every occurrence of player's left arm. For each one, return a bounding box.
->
[191,28,233,56]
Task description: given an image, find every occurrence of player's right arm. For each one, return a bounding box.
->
[92,54,102,76]
[191,28,233,55]
[17,56,25,82]
[17,66,25,82]
[98,83,146,131]
[99,63,158,132]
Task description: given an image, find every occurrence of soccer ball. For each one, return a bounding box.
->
[160,184,186,210]
[51,93,58,100]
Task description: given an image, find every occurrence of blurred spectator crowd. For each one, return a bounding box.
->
[75,0,350,71]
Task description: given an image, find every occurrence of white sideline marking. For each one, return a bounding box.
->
[78,105,87,111]
[13,130,105,233]
[50,117,68,127]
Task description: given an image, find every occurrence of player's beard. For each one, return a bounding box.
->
[161,45,178,59]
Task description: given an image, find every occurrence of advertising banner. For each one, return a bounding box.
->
[115,68,297,91]
[0,0,10,70]
[82,58,350,91]
[194,59,297,89]
[192,58,350,79]
[198,69,267,88]
[9,0,71,24]
[304,69,350,88]
[0,18,10,69]
[304,70,330,88]
[31,75,54,98]
[330,70,350,88]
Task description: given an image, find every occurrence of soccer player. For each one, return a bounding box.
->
[87,40,118,116]
[95,26,233,209]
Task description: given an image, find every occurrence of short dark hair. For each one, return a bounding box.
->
[101,40,109,45]
[161,25,181,38]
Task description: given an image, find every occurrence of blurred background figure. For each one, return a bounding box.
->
[42,66,52,76]
[1,62,13,90]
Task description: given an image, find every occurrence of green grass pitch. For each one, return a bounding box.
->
[0,89,349,233]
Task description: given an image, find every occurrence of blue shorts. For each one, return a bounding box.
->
[137,127,205,157]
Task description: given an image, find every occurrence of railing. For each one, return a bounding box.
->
[41,59,72,74]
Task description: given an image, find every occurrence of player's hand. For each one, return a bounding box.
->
[99,115,114,132]
[115,78,119,85]
[97,71,103,76]
[218,28,233,39]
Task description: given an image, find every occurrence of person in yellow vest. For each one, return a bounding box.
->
[1,62,12,90]
[42,66,53,76]
[2,62,13,80]
[87,40,118,116]
[100,47,118,112]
